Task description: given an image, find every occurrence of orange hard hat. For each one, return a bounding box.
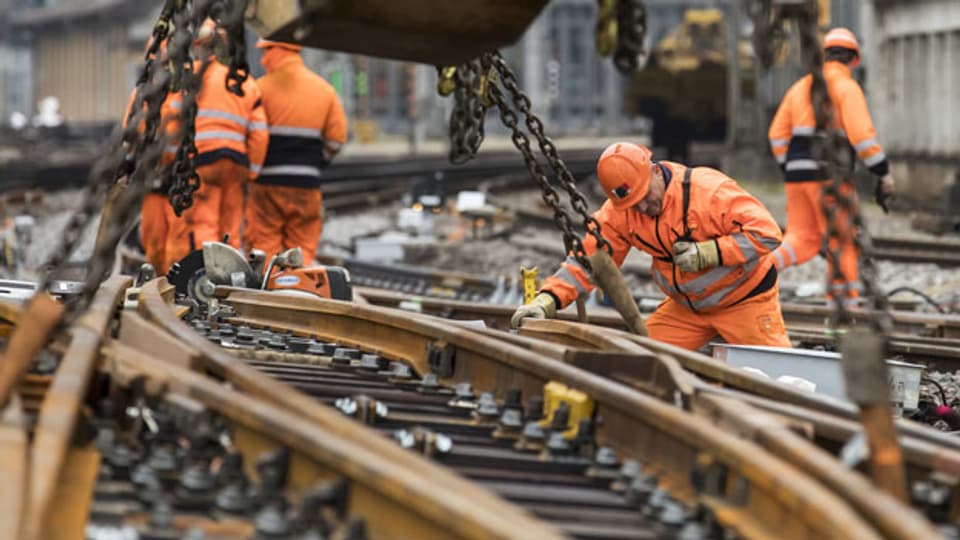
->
[256,38,302,52]
[823,27,860,67]
[597,142,653,211]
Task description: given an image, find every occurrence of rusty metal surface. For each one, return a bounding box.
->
[519,319,941,540]
[137,279,564,540]
[245,0,549,65]
[0,293,65,409]
[0,397,28,540]
[213,285,886,540]
[24,275,130,540]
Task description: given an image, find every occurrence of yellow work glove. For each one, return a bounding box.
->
[510,292,557,329]
[673,240,720,273]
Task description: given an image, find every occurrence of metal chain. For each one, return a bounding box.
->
[794,1,892,333]
[747,0,788,70]
[222,0,251,96]
[485,52,612,264]
[613,0,647,73]
[42,0,247,316]
[447,60,488,164]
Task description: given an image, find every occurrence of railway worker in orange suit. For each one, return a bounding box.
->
[768,27,895,308]
[159,21,268,272]
[511,142,792,351]
[246,39,348,264]
[123,37,180,274]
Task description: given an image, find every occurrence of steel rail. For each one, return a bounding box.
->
[355,288,960,451]
[136,279,564,540]
[514,318,945,539]
[356,287,960,366]
[22,275,130,540]
[213,286,886,540]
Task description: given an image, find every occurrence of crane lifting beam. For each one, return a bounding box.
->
[245,0,550,65]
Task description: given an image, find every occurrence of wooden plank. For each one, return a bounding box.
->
[40,445,101,540]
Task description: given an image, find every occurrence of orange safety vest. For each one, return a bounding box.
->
[541,162,783,313]
[768,61,888,181]
[166,59,269,180]
[255,50,347,189]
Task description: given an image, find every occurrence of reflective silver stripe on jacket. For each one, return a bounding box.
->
[785,159,819,171]
[250,164,262,174]
[769,138,789,148]
[196,108,249,127]
[260,165,322,177]
[553,266,589,295]
[269,125,323,138]
[195,130,246,142]
[854,138,878,152]
[689,260,760,310]
[863,151,887,167]
[249,121,268,131]
[733,233,757,261]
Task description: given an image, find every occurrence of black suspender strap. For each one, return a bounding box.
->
[681,166,693,239]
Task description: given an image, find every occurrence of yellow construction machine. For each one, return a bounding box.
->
[625,8,755,161]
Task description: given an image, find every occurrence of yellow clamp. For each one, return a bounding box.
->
[539,381,596,440]
[521,266,538,304]
[477,67,499,108]
[437,66,457,96]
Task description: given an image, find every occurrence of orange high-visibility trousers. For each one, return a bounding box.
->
[645,285,792,351]
[140,192,170,273]
[244,183,323,264]
[220,173,245,248]
[163,160,248,272]
[772,181,860,305]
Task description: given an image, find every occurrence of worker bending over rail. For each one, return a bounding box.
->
[245,39,348,265]
[511,142,792,351]
[768,27,895,308]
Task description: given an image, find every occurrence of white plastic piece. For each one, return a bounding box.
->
[456,191,487,212]
[776,375,817,392]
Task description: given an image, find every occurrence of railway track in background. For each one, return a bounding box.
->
[872,237,960,267]
[3,276,954,539]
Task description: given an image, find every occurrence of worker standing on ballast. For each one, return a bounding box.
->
[768,27,895,308]
[511,142,791,352]
[245,39,348,264]
[134,20,267,273]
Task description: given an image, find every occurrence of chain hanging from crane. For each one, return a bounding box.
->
[595,0,648,74]
[777,0,906,502]
[41,0,248,315]
[442,51,611,272]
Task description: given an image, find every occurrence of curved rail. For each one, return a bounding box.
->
[515,318,941,540]
[357,287,960,449]
[210,285,889,540]
[137,279,563,540]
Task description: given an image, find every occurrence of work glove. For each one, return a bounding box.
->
[875,174,895,214]
[673,240,720,273]
[510,292,557,329]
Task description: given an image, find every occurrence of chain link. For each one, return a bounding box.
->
[222,0,251,96]
[447,60,488,164]
[791,1,892,333]
[41,0,249,316]
[484,52,612,265]
[613,0,647,73]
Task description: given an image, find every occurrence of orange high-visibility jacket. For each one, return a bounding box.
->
[541,162,783,313]
[768,61,889,181]
[166,59,268,180]
[255,51,347,188]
